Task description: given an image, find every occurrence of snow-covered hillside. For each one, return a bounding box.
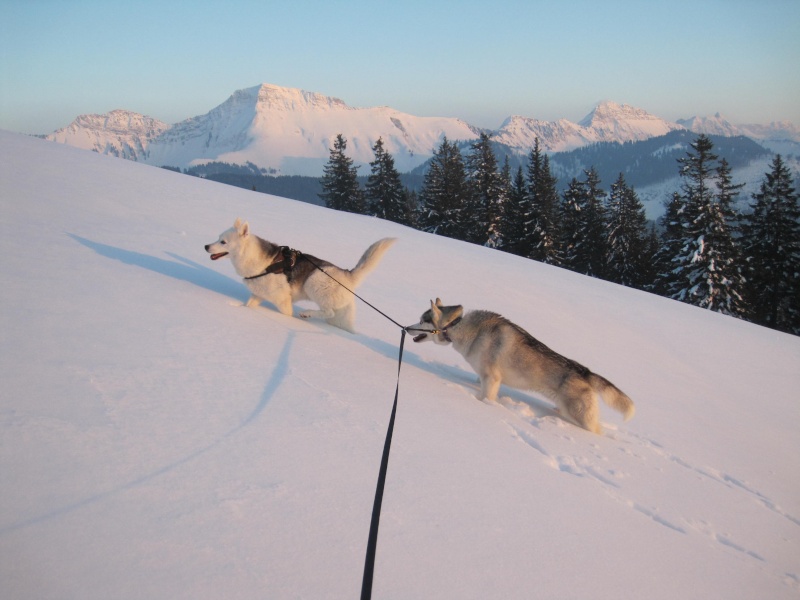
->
[1,131,799,599]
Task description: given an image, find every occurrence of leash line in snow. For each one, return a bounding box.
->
[360,328,405,600]
[297,251,411,599]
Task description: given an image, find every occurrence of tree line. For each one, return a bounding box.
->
[319,133,800,335]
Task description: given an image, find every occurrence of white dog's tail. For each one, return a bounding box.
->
[591,374,636,421]
[347,238,396,287]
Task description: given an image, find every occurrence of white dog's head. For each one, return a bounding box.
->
[205,218,249,261]
[407,298,463,345]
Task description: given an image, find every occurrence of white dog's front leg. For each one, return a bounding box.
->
[245,294,263,308]
[274,297,294,316]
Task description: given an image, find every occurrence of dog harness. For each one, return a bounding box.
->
[244,246,299,282]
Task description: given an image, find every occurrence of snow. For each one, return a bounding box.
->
[2,130,799,599]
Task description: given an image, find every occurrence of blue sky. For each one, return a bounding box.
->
[1,0,798,134]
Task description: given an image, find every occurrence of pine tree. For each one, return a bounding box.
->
[652,192,688,297]
[487,157,512,249]
[525,140,560,264]
[582,167,609,278]
[657,134,747,315]
[742,155,800,333]
[704,157,749,316]
[418,137,470,240]
[319,134,365,214]
[559,168,607,278]
[642,224,662,289]
[606,173,651,288]
[365,137,410,225]
[560,177,584,273]
[501,165,528,256]
[465,133,505,246]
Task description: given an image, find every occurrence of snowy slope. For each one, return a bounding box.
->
[1,131,799,600]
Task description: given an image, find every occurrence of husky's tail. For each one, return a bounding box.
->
[348,238,396,287]
[590,374,635,421]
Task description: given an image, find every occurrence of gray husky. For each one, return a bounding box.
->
[408,299,635,434]
[205,218,395,332]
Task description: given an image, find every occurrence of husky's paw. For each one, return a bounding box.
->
[298,311,312,319]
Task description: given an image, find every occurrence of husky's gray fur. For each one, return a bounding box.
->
[205,218,395,332]
[408,299,635,434]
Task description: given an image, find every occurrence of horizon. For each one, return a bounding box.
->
[1,0,799,135]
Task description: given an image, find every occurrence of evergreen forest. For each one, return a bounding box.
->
[319,133,800,335]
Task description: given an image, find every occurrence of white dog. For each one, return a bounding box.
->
[206,218,395,332]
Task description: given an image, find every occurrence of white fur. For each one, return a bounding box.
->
[205,218,395,332]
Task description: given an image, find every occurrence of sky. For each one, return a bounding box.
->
[1,0,799,135]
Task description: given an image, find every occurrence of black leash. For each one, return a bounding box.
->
[360,328,405,600]
[279,250,409,599]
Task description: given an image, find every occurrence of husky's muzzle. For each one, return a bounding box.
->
[406,323,436,343]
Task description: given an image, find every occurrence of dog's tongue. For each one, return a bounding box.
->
[210,252,227,261]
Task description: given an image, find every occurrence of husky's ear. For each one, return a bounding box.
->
[430,299,442,320]
[435,298,443,307]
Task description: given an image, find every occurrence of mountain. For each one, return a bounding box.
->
[492,101,684,154]
[46,109,170,161]
[677,113,743,138]
[43,84,798,180]
[677,114,800,156]
[3,130,799,599]
[49,84,480,176]
[45,90,690,172]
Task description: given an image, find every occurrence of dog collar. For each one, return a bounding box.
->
[439,316,462,342]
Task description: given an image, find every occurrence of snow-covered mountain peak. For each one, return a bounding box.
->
[252,83,349,112]
[677,113,741,137]
[53,109,169,137]
[45,109,169,160]
[576,100,684,142]
[493,102,684,153]
[578,101,662,128]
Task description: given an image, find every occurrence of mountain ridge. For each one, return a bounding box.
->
[44,82,798,176]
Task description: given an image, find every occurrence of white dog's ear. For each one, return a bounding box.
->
[435,298,443,307]
[235,219,249,237]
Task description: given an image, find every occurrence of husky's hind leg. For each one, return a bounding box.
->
[560,386,602,434]
[478,372,502,402]
[326,302,356,333]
